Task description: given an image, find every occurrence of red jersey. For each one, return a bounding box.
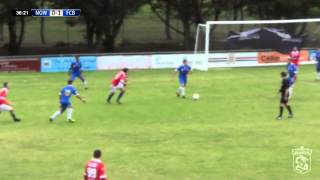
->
[0,97,9,105]
[84,159,107,180]
[0,88,8,98]
[112,71,127,86]
[290,50,300,66]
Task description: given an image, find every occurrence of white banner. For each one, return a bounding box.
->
[97,55,152,70]
[96,52,259,70]
[152,54,187,68]
[152,54,207,70]
[208,52,258,68]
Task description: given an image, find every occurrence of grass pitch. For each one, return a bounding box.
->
[0,66,320,180]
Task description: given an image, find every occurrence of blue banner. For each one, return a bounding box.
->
[41,56,97,72]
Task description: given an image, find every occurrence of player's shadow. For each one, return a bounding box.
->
[0,120,20,125]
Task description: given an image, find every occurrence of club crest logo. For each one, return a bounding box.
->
[292,146,312,174]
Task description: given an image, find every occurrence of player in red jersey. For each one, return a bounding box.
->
[106,68,128,104]
[84,149,107,180]
[0,82,9,97]
[290,46,300,67]
[0,82,21,122]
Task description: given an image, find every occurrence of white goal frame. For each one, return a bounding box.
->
[194,18,320,70]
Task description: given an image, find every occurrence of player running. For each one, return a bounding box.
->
[50,80,86,123]
[106,68,128,104]
[276,72,293,120]
[0,82,8,97]
[0,82,21,122]
[174,59,192,98]
[287,58,298,99]
[290,46,300,67]
[69,56,88,89]
[315,48,320,80]
[84,149,107,180]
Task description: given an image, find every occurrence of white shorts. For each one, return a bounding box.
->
[0,104,13,112]
[111,83,125,93]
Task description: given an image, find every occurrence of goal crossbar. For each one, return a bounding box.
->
[206,18,320,25]
[197,18,320,54]
[194,18,320,71]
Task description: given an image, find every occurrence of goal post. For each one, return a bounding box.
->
[193,24,209,71]
[194,24,206,54]
[194,18,320,69]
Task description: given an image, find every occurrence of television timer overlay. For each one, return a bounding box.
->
[12,9,81,17]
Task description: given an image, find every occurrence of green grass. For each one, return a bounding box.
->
[0,66,320,179]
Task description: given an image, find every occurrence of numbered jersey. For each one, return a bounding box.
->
[60,85,78,104]
[84,159,107,180]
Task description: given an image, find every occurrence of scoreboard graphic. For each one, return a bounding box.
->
[12,9,81,17]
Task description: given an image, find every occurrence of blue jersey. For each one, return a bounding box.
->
[287,63,297,78]
[70,61,82,74]
[288,76,295,86]
[316,51,320,62]
[316,51,320,64]
[316,51,320,71]
[177,65,191,79]
[60,85,78,104]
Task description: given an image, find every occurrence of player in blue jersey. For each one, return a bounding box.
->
[173,59,192,98]
[50,80,86,123]
[69,56,88,89]
[315,48,320,80]
[287,58,298,99]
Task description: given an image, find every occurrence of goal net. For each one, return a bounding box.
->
[195,18,320,69]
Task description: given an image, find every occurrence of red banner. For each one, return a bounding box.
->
[0,58,40,72]
[258,50,309,64]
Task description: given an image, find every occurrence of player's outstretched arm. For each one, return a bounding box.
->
[120,79,128,87]
[76,94,86,103]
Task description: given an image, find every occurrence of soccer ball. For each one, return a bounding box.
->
[192,93,200,100]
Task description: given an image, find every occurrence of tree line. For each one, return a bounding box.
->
[0,0,319,54]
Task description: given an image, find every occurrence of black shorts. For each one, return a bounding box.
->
[280,94,289,104]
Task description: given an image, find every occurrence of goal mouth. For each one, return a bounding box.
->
[195,18,320,54]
